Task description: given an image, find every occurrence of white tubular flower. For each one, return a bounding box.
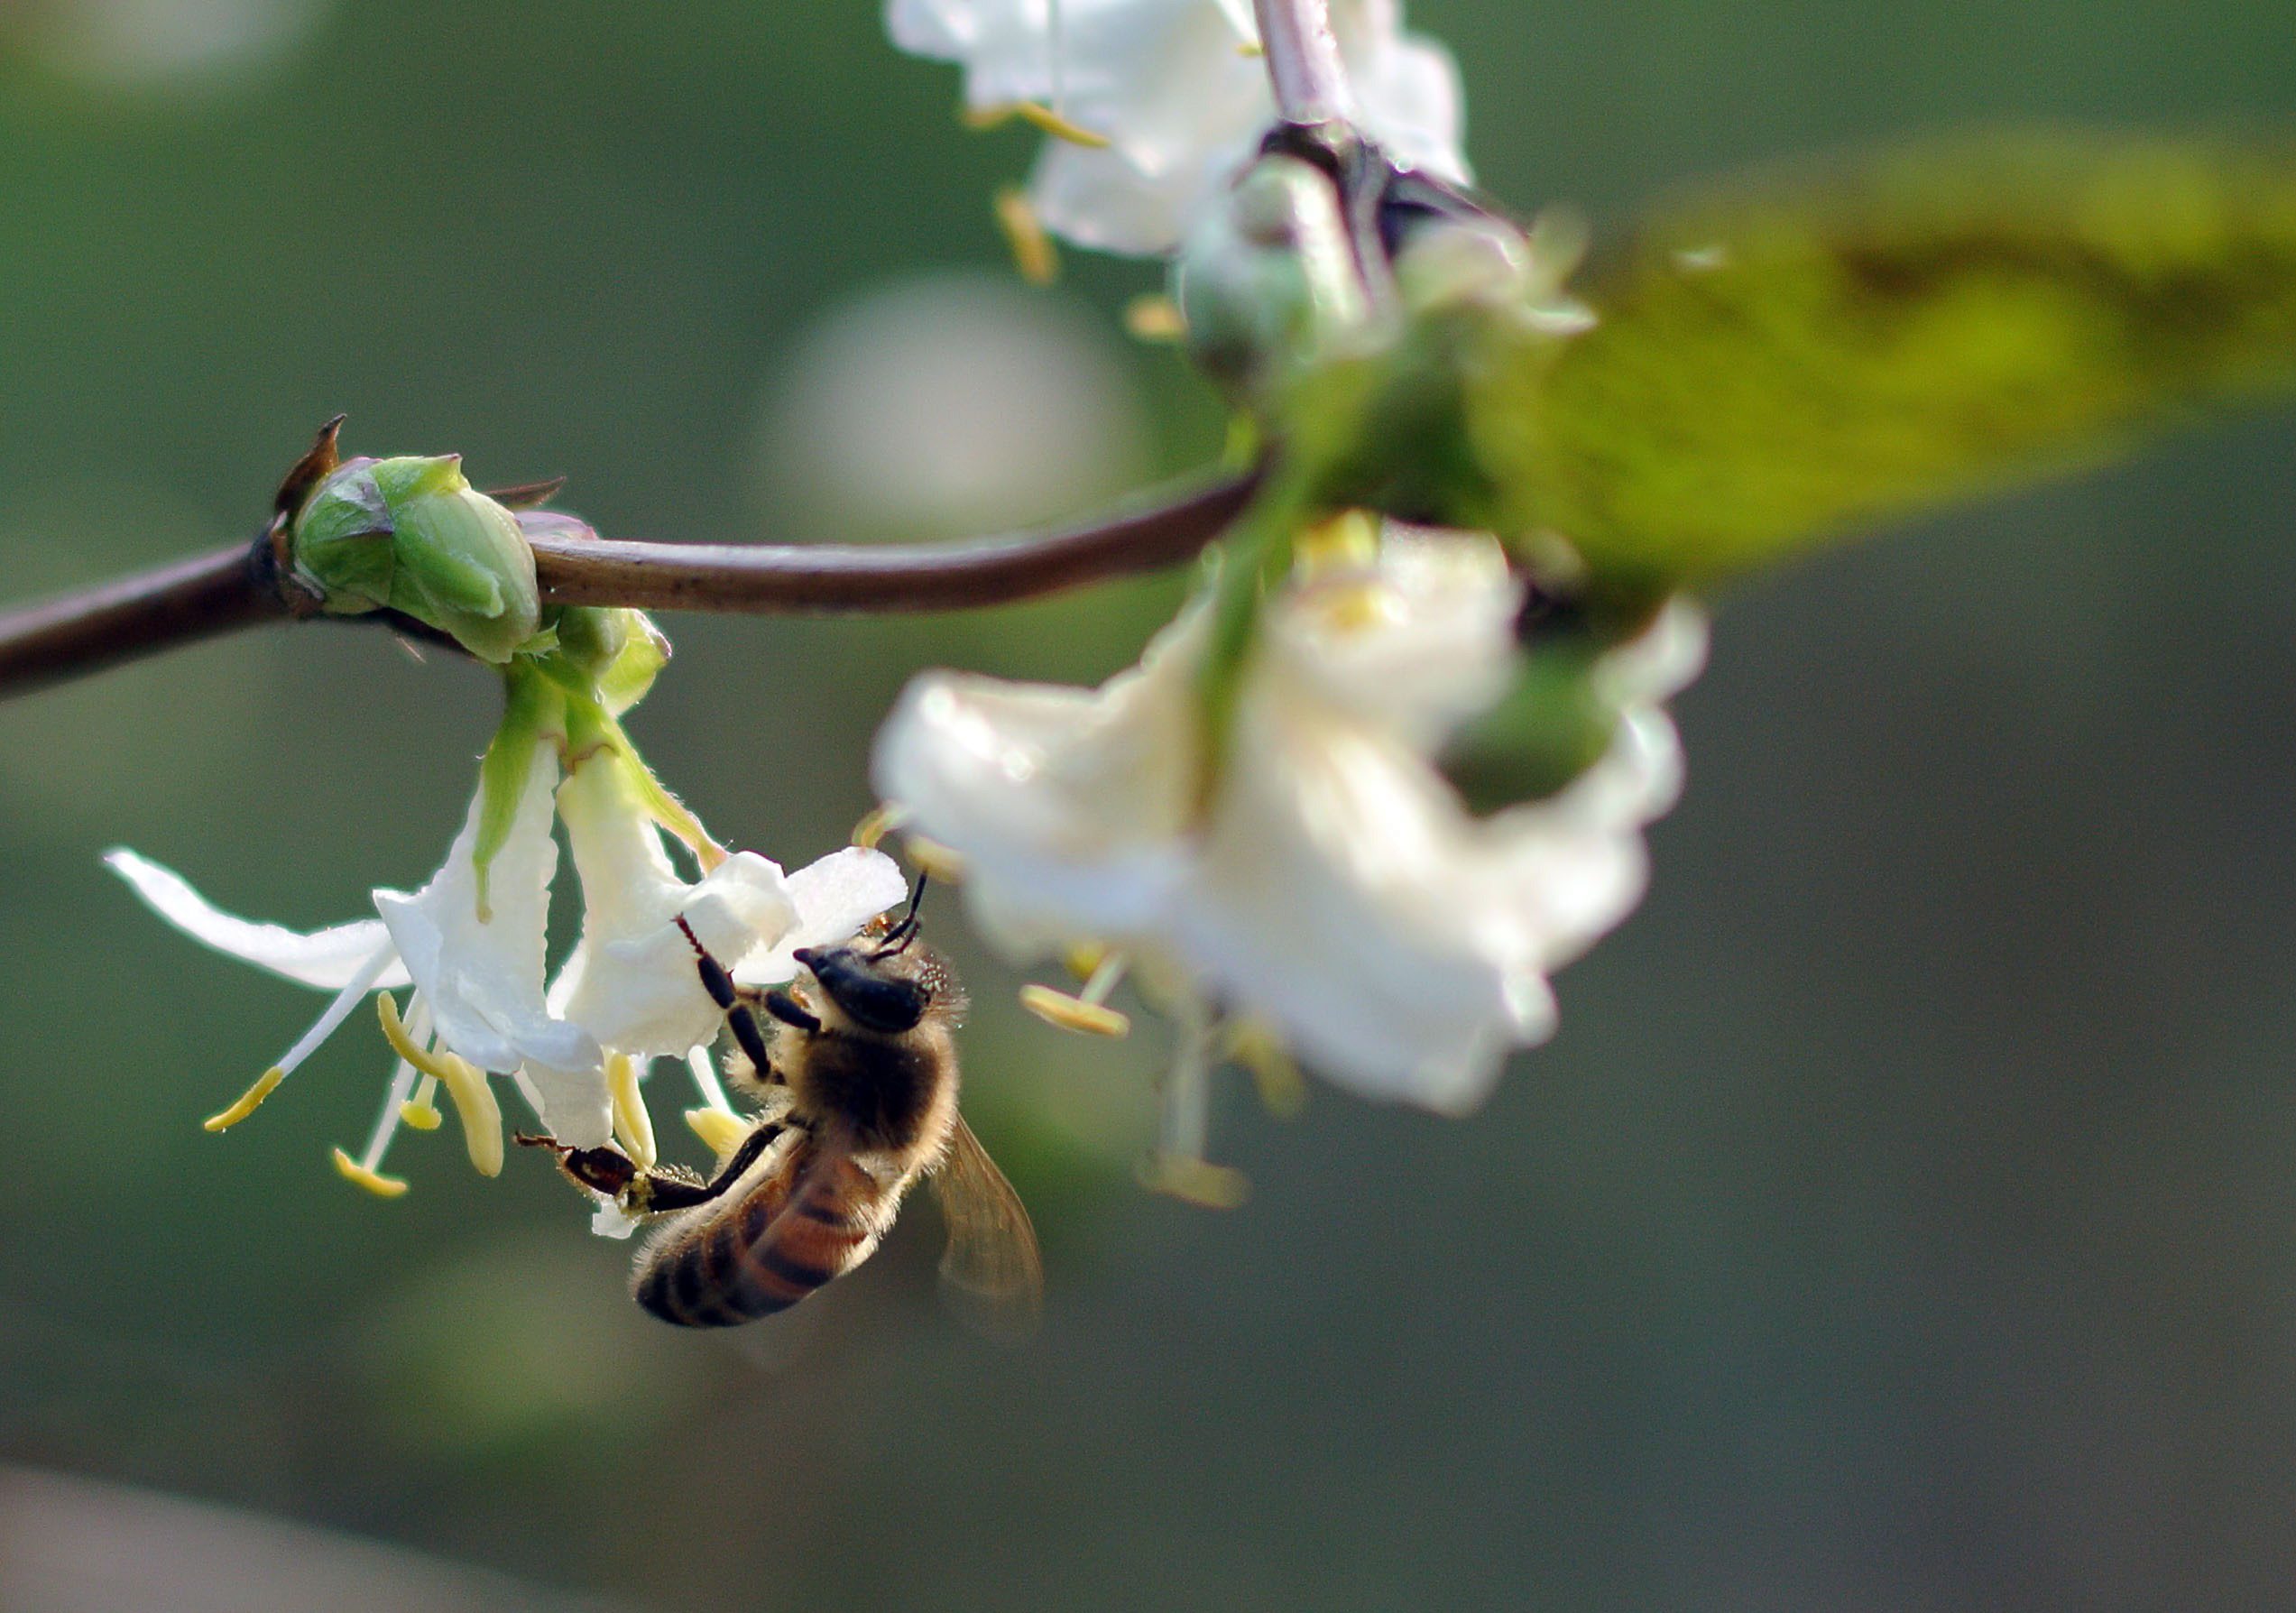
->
[875,527,1706,1116]
[104,733,597,1188]
[549,748,910,1148]
[889,0,1469,255]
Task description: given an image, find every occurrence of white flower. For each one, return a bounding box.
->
[546,746,911,1148]
[106,734,597,1186]
[889,0,1469,255]
[874,527,1705,1120]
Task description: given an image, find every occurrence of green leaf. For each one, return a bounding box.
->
[1472,131,2296,589]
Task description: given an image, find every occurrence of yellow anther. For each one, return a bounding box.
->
[203,1066,284,1133]
[331,1147,410,1199]
[1223,1020,1307,1120]
[376,995,503,1177]
[1237,39,1265,57]
[994,186,1061,287]
[608,1053,658,1172]
[1062,941,1110,982]
[962,101,1112,149]
[1294,509,1382,576]
[399,1100,444,1131]
[1020,983,1132,1038]
[905,834,969,883]
[685,1106,752,1160]
[1137,1153,1250,1210]
[1122,294,1188,343]
[852,801,910,851]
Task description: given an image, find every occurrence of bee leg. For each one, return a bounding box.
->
[675,916,779,1077]
[761,989,820,1036]
[517,1124,790,1214]
[639,1118,791,1211]
[515,1133,641,1199]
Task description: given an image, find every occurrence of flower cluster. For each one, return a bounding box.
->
[115,0,1713,1219]
[890,0,1469,256]
[875,524,1703,1193]
[113,599,906,1204]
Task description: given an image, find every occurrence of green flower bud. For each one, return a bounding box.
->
[593,611,671,716]
[290,454,542,664]
[374,456,541,664]
[549,605,628,680]
[1176,152,1372,400]
[290,456,395,614]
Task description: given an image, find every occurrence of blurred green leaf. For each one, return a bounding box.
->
[1474,131,2296,588]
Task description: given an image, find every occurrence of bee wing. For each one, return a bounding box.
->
[932,1113,1044,1342]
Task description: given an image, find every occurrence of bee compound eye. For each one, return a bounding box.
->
[807,949,929,1034]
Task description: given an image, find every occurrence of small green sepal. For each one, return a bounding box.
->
[472,666,565,917]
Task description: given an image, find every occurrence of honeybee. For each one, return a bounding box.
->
[525,893,1042,1338]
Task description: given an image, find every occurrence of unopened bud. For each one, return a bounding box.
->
[1176,152,1371,398]
[290,453,542,664]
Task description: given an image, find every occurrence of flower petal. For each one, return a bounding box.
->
[374,738,596,1074]
[733,846,911,985]
[525,1059,614,1151]
[104,848,412,991]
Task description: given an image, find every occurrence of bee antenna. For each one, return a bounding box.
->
[871,871,930,958]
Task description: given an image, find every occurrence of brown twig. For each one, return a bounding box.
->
[528,468,1262,613]
[0,465,1262,703]
[0,538,289,699]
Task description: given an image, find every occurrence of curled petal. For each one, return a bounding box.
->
[734,846,913,986]
[104,849,411,992]
[569,853,799,1058]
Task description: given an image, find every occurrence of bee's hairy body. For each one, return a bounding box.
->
[632,941,966,1330]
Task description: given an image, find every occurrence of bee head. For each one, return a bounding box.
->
[792,945,932,1035]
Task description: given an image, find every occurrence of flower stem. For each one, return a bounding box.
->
[0,465,1262,704]
[1252,0,1356,125]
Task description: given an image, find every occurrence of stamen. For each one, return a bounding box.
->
[685,1106,752,1160]
[1139,996,1248,1207]
[376,994,503,1177]
[1123,294,1188,343]
[852,802,910,851]
[1063,941,1109,982]
[962,102,1111,149]
[904,834,970,883]
[401,1074,444,1131]
[685,1046,733,1113]
[203,1067,284,1133]
[1294,510,1383,578]
[608,1053,659,1171]
[1137,1153,1251,1210]
[509,1067,549,1122]
[205,939,397,1130]
[349,997,429,1194]
[331,1147,410,1199]
[1020,985,1131,1038]
[1079,951,1129,1007]
[1222,1019,1307,1120]
[993,187,1061,287]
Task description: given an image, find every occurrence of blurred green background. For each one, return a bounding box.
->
[1,0,2294,1607]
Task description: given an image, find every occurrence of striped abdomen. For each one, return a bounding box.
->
[633,1135,906,1329]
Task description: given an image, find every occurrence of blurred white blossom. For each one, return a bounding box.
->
[755,274,1148,539]
[19,0,328,91]
[875,527,1706,1115]
[889,0,1469,254]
